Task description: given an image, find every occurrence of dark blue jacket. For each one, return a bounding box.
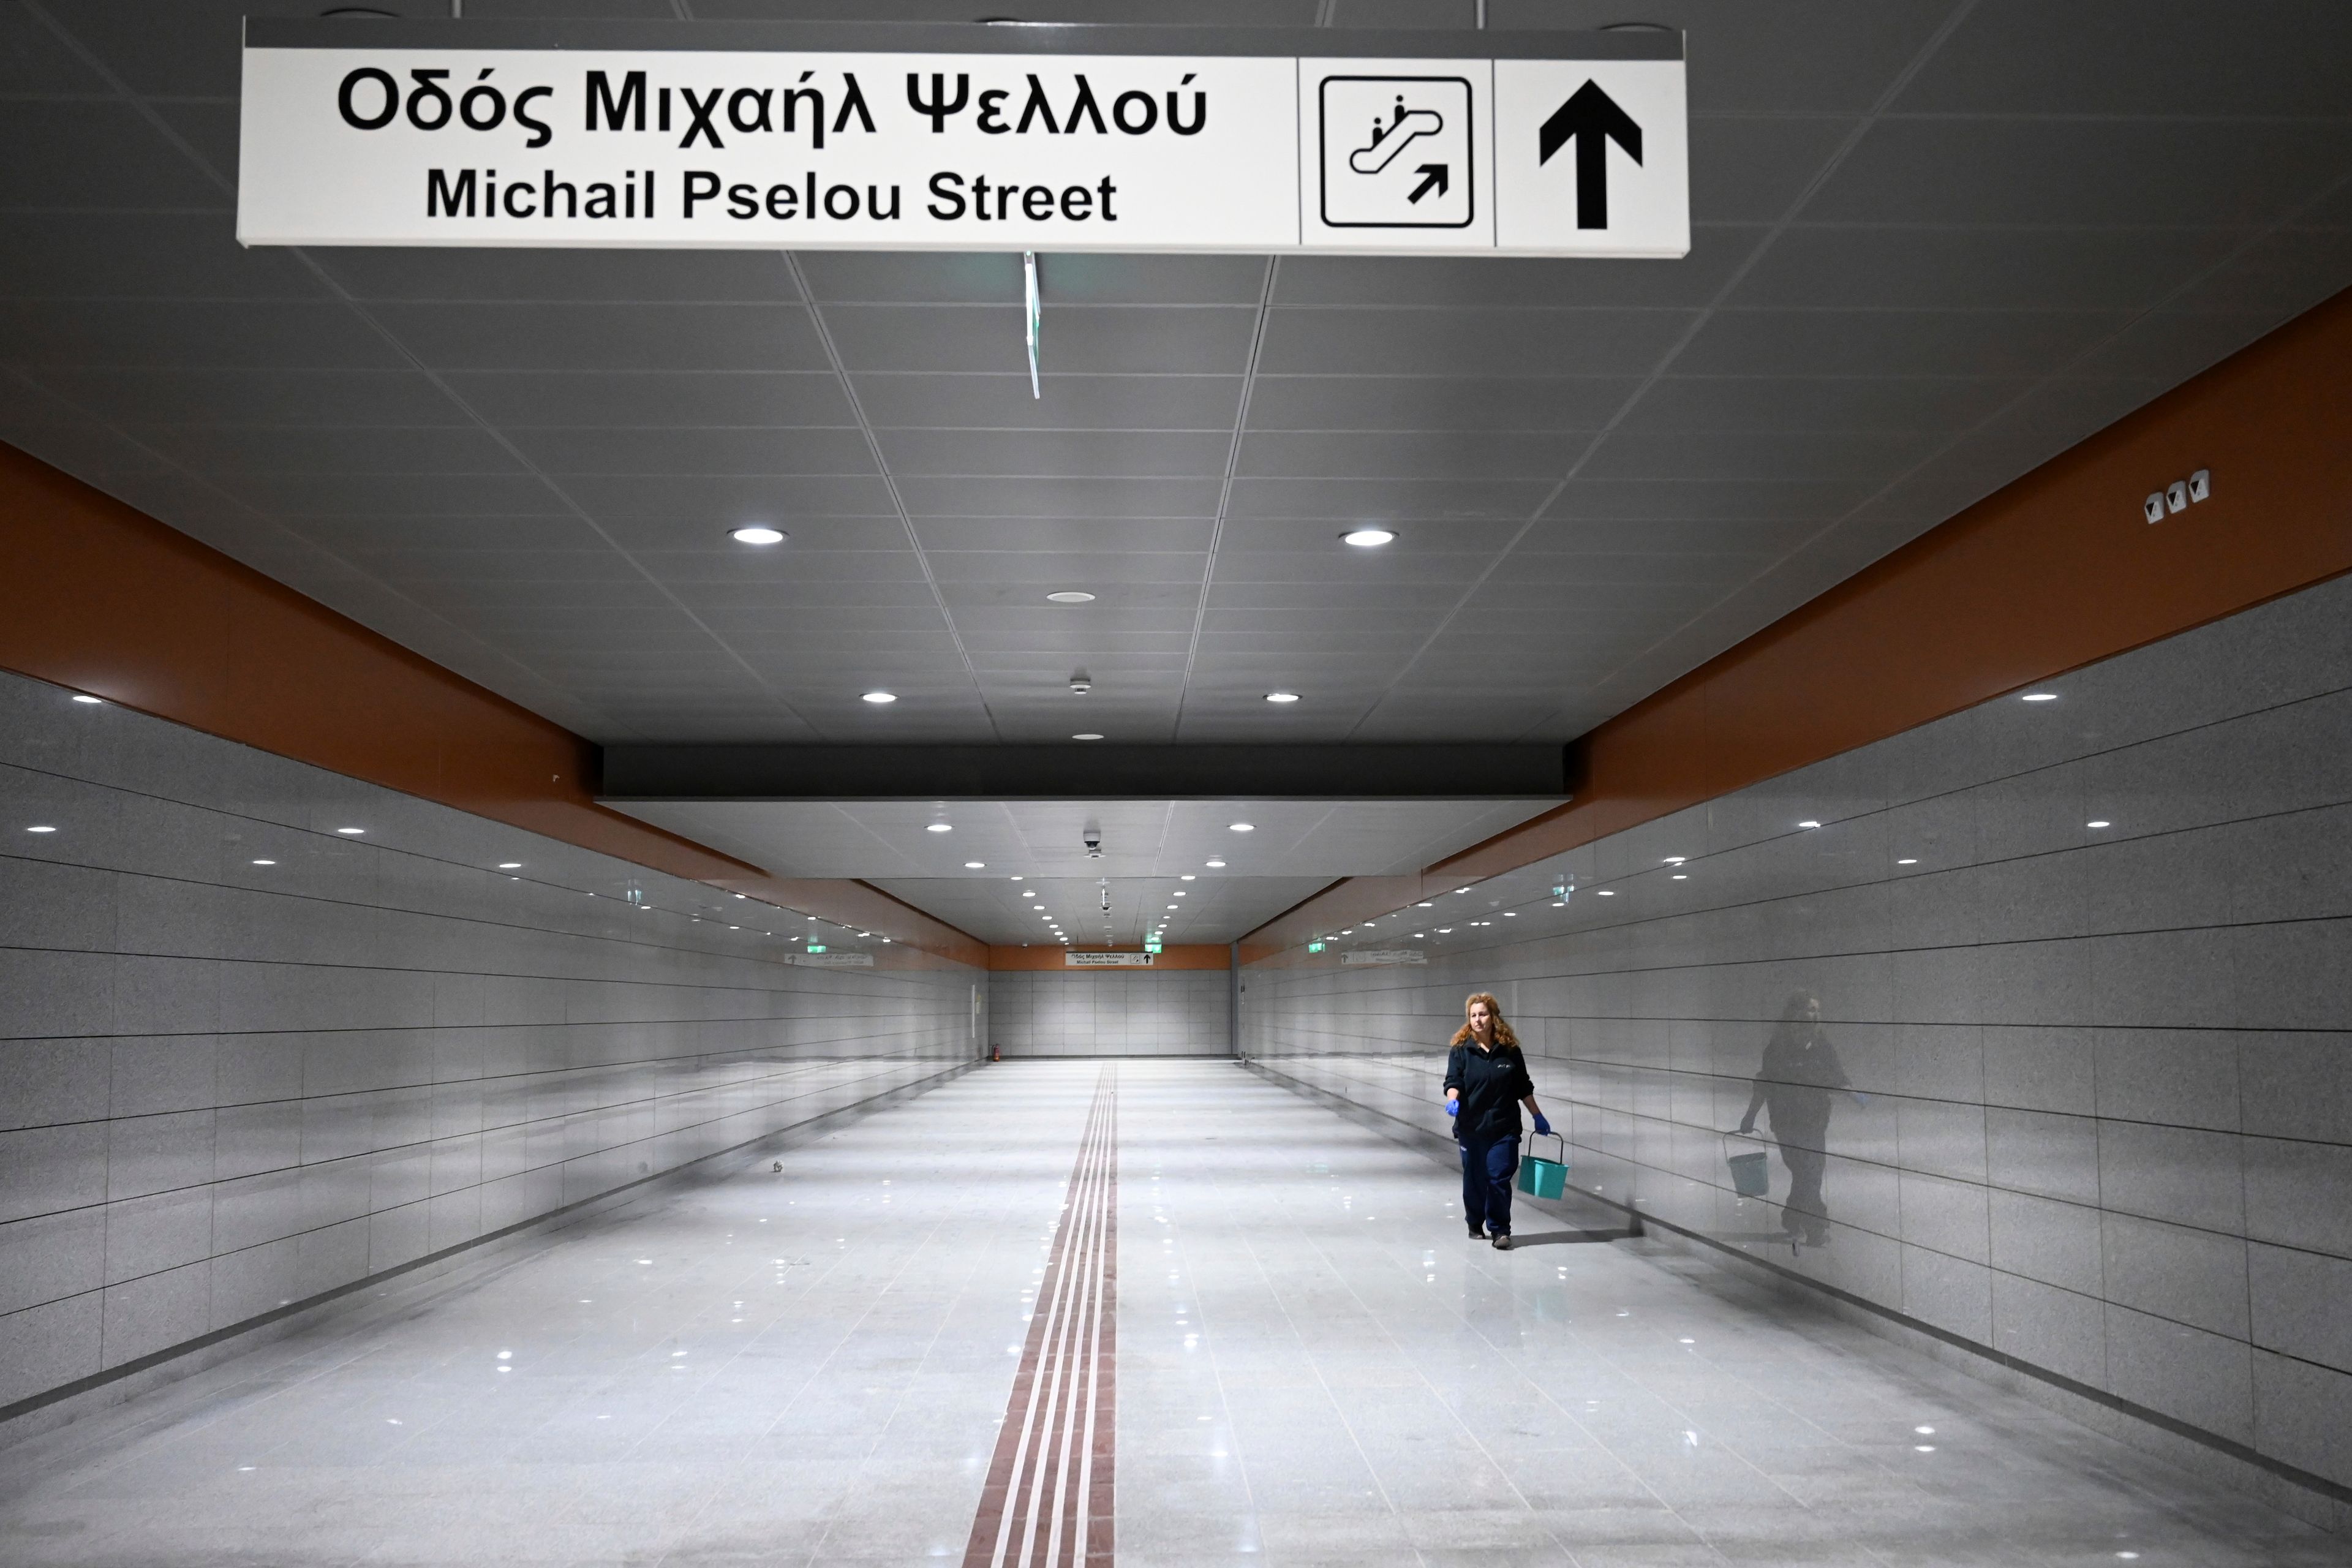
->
[1444,1039,1534,1145]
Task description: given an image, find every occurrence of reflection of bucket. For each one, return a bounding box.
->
[1727,1150,1770,1197]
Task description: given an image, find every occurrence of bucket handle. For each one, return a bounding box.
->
[1522,1129,1568,1163]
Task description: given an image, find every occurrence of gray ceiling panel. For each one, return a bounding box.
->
[37,369,472,429]
[1257,307,1697,377]
[315,247,804,304]
[913,518,1220,553]
[1675,309,2129,379]
[1236,432,1589,481]
[440,371,857,429]
[4,0,2345,774]
[892,475,1223,518]
[824,304,1259,374]
[872,428,1232,477]
[0,301,408,371]
[365,303,834,374]
[1734,227,2246,314]
[1243,375,1636,433]
[802,249,1270,305]
[851,372,1242,431]
[503,426,880,477]
[1894,0,2352,117]
[1623,375,2031,434]
[1808,118,2352,230]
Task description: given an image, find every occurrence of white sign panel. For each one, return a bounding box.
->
[1065,951,1155,967]
[1341,949,1428,966]
[794,951,875,968]
[236,24,1686,257]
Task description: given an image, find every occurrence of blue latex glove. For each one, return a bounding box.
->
[1532,1112,1553,1137]
[1445,1099,1459,1118]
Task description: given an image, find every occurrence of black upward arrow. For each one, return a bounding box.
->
[1537,80,1642,230]
[1408,163,1449,205]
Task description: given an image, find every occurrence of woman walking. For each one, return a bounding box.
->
[1444,992,1552,1250]
[1736,990,1853,1246]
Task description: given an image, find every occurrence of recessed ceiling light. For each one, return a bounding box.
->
[1228,823,1254,832]
[70,694,102,705]
[1072,733,1104,741]
[1010,875,1023,881]
[1897,858,1918,865]
[1205,859,1225,868]
[1798,820,1820,829]
[1596,890,1615,897]
[1663,856,1685,865]
[861,690,897,704]
[1023,889,1036,898]
[26,825,56,834]
[337,827,365,835]
[1341,528,1395,547]
[1671,874,1687,880]
[251,858,276,866]
[965,861,986,869]
[1173,891,1186,897]
[1264,692,1300,704]
[1503,911,1517,916]
[2020,692,2057,703]
[925,823,953,833]
[1166,904,1177,910]
[729,526,786,545]
[498,862,522,869]
[2086,820,2111,829]
[1180,874,1195,881]
[1415,901,1433,908]
[1046,590,1096,603]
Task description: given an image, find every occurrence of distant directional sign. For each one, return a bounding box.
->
[239,20,1686,257]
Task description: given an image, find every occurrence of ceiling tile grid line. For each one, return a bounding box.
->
[1338,0,1986,741]
[781,249,1001,738]
[1172,258,1280,736]
[14,0,832,742]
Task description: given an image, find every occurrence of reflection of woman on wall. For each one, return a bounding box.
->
[1737,992,1851,1245]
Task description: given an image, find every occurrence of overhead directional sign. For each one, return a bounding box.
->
[237,20,1686,257]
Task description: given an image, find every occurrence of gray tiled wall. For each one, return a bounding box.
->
[0,669,981,1415]
[989,968,1230,1056]
[1243,571,2352,1498]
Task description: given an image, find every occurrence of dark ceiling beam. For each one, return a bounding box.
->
[598,744,1572,802]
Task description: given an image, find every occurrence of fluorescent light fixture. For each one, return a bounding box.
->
[1264,692,1300,704]
[337,827,366,835]
[1897,858,1918,865]
[1663,856,1685,864]
[965,861,986,869]
[925,823,953,833]
[1072,733,1104,741]
[2086,820,2111,829]
[1596,890,1615,897]
[1798,820,1820,829]
[1010,875,1023,881]
[1671,874,1687,881]
[1341,527,1396,547]
[1180,874,1194,881]
[498,862,522,869]
[70,694,102,704]
[1046,590,1095,603]
[1173,891,1185,897]
[1023,889,1036,897]
[1228,823,1254,832]
[729,526,785,545]
[1415,901,1433,908]
[2020,692,2057,703]
[1205,859,1225,868]
[861,690,897,704]
[26,825,56,833]
[251,858,276,866]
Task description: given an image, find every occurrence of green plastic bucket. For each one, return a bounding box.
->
[1517,1132,1569,1200]
[1727,1148,1770,1198]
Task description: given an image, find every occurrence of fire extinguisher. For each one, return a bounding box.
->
[990,1044,1001,1063]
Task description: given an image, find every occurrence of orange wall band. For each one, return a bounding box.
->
[987,944,1232,971]
[1245,287,2352,959]
[0,444,985,968]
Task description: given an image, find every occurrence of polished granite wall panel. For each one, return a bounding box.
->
[1245,571,2352,1498]
[987,968,1229,1056]
[0,668,979,1414]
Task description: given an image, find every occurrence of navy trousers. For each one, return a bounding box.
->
[1460,1137,1518,1236]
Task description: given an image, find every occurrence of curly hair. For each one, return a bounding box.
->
[1449,992,1520,1048]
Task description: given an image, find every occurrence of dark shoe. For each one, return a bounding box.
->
[1468,1226,1487,1240]
[1490,1234,1512,1250]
